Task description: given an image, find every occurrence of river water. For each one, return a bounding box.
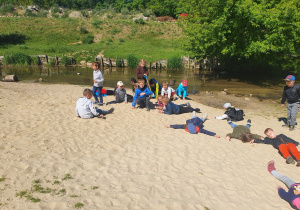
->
[0,65,288,101]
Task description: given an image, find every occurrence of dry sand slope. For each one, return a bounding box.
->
[0,82,299,210]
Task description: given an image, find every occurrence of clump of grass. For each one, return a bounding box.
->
[119,38,125,43]
[127,54,139,68]
[16,190,28,198]
[111,27,120,35]
[62,174,73,181]
[74,202,84,208]
[91,186,99,190]
[25,195,40,203]
[0,177,6,182]
[80,27,89,34]
[70,195,79,198]
[82,35,94,44]
[57,188,66,195]
[0,4,14,15]
[167,55,182,69]
[60,56,72,66]
[4,52,34,65]
[134,18,145,25]
[53,180,60,185]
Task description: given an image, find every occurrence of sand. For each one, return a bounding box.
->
[0,82,299,210]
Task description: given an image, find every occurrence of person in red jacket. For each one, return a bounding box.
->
[136,59,148,83]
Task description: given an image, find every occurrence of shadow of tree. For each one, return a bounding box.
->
[0,33,26,46]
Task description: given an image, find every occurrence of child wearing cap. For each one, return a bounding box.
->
[281,75,300,131]
[158,97,200,115]
[114,81,129,103]
[215,103,244,121]
[165,113,220,138]
[175,80,188,100]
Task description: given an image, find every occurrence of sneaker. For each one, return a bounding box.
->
[227,117,232,124]
[286,156,295,164]
[203,113,208,120]
[289,125,295,131]
[192,111,196,117]
[146,107,150,111]
[297,160,300,167]
[98,102,103,106]
[108,108,114,114]
[186,102,191,108]
[267,160,276,173]
[93,101,99,104]
[194,108,200,113]
[247,119,251,126]
[282,124,289,127]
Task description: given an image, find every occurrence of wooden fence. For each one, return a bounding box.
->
[0,55,220,71]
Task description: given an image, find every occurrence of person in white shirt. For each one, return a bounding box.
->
[92,62,104,106]
[161,81,175,100]
[76,89,113,119]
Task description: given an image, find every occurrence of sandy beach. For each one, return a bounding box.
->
[0,82,299,210]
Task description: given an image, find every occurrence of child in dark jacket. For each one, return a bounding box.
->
[251,128,300,165]
[268,160,300,209]
[149,78,162,99]
[158,97,200,115]
[215,103,244,121]
[131,79,153,111]
[166,113,220,138]
[226,118,263,141]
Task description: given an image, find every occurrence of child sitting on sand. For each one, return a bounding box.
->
[225,118,263,141]
[149,78,162,98]
[76,89,114,119]
[158,97,200,115]
[165,113,220,138]
[106,81,133,105]
[161,81,175,100]
[215,103,244,121]
[250,128,300,165]
[132,79,153,111]
[175,80,188,100]
[268,160,300,209]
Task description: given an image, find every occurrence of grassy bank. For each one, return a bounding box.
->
[0,16,188,62]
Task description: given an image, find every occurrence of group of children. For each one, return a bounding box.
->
[75,60,300,209]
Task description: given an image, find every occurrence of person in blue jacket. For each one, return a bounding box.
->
[165,113,220,138]
[175,80,188,100]
[149,78,162,98]
[158,97,200,115]
[268,160,300,209]
[131,79,153,111]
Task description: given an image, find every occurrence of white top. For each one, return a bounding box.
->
[161,86,175,99]
[93,69,104,87]
[76,97,99,119]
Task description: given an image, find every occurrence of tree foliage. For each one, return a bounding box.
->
[179,0,300,71]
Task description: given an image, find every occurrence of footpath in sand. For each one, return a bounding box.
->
[0,82,299,210]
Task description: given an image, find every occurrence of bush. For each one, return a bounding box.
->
[81,11,88,18]
[111,27,120,35]
[61,11,69,18]
[82,35,94,44]
[80,27,89,34]
[0,4,14,15]
[127,54,139,68]
[24,9,36,17]
[4,52,33,65]
[134,18,145,25]
[143,11,151,17]
[167,56,182,69]
[121,8,129,15]
[119,38,125,43]
[108,38,113,42]
[60,56,71,65]
[116,58,123,67]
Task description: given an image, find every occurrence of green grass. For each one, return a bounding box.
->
[0,177,6,182]
[74,202,84,208]
[0,17,188,62]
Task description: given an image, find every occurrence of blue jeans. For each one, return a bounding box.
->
[96,108,108,115]
[229,122,250,129]
[92,86,103,103]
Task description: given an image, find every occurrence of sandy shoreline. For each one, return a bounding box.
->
[0,82,299,210]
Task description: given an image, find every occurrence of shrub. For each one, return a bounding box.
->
[116,58,123,67]
[121,8,129,15]
[60,56,71,66]
[111,27,120,35]
[61,11,69,18]
[80,27,89,34]
[119,38,125,42]
[82,35,94,44]
[108,38,113,42]
[81,11,88,18]
[134,18,145,25]
[167,56,182,69]
[24,9,36,17]
[0,4,14,15]
[127,54,139,68]
[4,52,33,65]
[51,5,62,14]
[143,11,151,17]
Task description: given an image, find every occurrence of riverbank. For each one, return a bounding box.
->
[0,82,298,210]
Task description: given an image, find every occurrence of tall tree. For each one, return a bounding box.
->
[179,0,300,71]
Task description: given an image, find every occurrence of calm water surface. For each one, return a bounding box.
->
[0,66,287,101]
